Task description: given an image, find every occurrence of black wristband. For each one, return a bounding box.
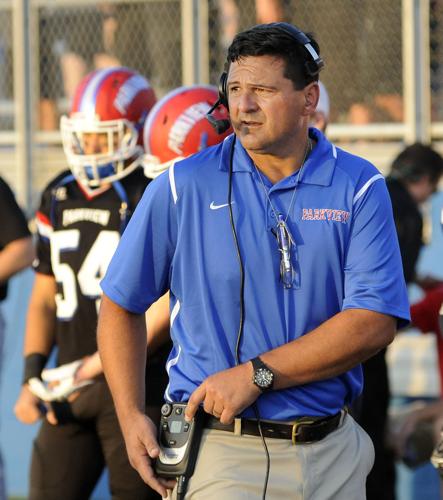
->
[22,353,47,385]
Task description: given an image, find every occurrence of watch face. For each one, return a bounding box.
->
[254,367,274,388]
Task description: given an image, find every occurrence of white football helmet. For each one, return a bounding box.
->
[60,67,157,195]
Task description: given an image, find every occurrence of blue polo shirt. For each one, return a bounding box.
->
[101,128,410,421]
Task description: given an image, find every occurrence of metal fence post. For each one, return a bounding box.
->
[181,0,209,85]
[403,0,431,144]
[12,0,33,211]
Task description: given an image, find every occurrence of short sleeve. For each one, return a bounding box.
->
[0,177,30,247]
[342,177,410,327]
[101,170,177,313]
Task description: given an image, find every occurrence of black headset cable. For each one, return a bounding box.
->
[228,136,270,500]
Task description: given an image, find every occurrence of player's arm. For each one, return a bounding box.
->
[23,272,57,355]
[98,294,175,498]
[14,272,56,424]
[0,235,34,284]
[76,292,171,382]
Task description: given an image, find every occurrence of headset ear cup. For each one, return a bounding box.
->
[219,72,229,109]
[305,59,324,77]
[270,22,324,78]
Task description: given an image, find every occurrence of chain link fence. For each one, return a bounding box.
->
[0,0,441,210]
[36,1,182,131]
[209,0,403,124]
[0,1,13,131]
[431,0,443,122]
[0,0,405,134]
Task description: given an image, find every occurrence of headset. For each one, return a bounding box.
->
[206,22,324,134]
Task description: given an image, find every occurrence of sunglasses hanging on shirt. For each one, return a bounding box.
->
[275,214,297,288]
[255,138,312,289]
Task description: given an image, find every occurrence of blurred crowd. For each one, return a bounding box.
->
[0,0,422,132]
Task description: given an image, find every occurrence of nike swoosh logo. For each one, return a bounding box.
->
[210,201,234,210]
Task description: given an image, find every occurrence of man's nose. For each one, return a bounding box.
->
[237,91,258,113]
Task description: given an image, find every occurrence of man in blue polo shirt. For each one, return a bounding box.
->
[98,23,410,499]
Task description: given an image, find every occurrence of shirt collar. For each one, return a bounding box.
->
[301,127,337,186]
[218,134,254,173]
[218,127,337,186]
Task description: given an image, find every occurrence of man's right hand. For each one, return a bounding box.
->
[121,411,176,498]
[14,385,45,424]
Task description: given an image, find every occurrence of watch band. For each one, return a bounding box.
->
[251,356,268,372]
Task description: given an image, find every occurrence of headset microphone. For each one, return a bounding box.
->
[206,99,231,135]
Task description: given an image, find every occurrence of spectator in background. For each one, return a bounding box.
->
[392,283,443,469]
[0,176,34,500]
[390,287,443,477]
[391,207,443,483]
[410,285,443,390]
[388,144,443,287]
[357,143,443,500]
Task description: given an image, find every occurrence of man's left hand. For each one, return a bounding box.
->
[185,362,261,424]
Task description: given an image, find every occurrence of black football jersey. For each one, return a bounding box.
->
[35,168,150,365]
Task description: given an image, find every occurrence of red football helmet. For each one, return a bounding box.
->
[143,85,232,177]
[60,67,157,194]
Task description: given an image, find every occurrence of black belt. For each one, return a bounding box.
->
[205,411,344,444]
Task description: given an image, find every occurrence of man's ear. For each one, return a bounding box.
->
[303,82,320,116]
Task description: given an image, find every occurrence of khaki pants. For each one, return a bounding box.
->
[170,413,374,500]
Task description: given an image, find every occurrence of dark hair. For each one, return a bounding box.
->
[391,143,443,184]
[226,23,321,90]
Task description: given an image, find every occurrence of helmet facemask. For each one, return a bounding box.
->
[60,113,143,194]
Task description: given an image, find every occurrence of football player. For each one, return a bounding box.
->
[14,67,167,500]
